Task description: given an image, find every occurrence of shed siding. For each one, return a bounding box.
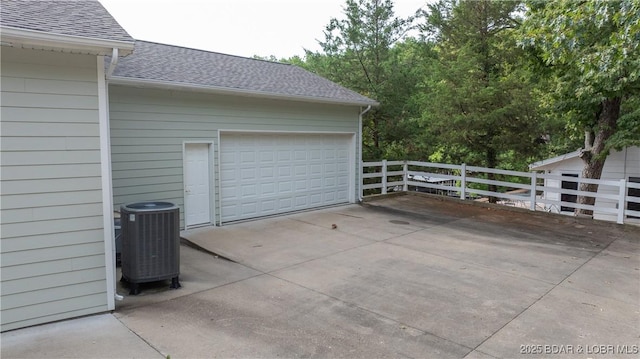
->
[0,47,107,331]
[594,147,640,223]
[542,159,582,213]
[109,86,360,227]
[540,147,640,223]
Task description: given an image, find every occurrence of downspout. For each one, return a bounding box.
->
[106,47,119,78]
[104,48,123,302]
[358,105,372,202]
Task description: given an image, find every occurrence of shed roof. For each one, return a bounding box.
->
[529,149,582,171]
[0,0,133,43]
[109,41,378,106]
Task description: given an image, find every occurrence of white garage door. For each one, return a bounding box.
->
[220,133,353,223]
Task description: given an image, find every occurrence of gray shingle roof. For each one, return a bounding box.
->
[0,0,133,43]
[111,41,377,106]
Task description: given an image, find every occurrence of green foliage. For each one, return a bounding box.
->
[262,0,638,180]
[522,1,640,96]
[609,95,640,149]
[417,0,544,171]
[521,0,639,211]
[252,54,306,67]
[305,0,428,160]
[521,0,640,153]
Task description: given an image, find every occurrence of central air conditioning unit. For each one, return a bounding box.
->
[120,201,181,295]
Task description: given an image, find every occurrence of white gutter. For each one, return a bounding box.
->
[108,76,379,107]
[358,105,372,202]
[0,26,134,55]
[106,48,119,78]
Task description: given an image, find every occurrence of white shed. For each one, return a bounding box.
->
[529,146,640,224]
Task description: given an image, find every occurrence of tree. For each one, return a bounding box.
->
[420,0,544,201]
[521,0,640,215]
[306,0,421,160]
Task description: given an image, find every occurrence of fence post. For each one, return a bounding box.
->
[617,179,626,224]
[403,161,409,192]
[381,160,388,195]
[460,163,466,200]
[360,160,364,200]
[530,172,537,211]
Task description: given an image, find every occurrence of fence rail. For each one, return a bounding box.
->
[362,160,640,225]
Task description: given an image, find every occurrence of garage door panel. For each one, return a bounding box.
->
[261,200,276,211]
[324,151,335,160]
[310,164,322,174]
[278,198,293,210]
[323,192,336,202]
[220,151,236,163]
[295,180,307,191]
[310,179,322,189]
[294,151,306,160]
[278,151,291,161]
[277,182,292,193]
[239,168,254,180]
[241,184,257,196]
[261,183,275,195]
[259,152,273,163]
[294,196,308,207]
[220,133,352,222]
[325,163,337,173]
[309,150,322,160]
[223,203,238,215]
[277,167,291,177]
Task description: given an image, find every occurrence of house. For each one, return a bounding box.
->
[0,0,376,332]
[529,146,640,223]
[1,0,135,332]
[108,40,376,227]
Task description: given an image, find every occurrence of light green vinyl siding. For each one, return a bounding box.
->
[0,47,107,332]
[109,86,360,227]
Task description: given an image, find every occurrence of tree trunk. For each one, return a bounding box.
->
[577,97,621,216]
[372,116,380,150]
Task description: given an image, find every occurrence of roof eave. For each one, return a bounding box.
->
[529,149,582,171]
[108,76,379,107]
[0,26,134,56]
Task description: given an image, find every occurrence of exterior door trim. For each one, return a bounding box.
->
[183,141,215,228]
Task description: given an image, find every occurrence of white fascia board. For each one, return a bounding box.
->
[108,76,379,107]
[1,26,134,55]
[529,149,582,171]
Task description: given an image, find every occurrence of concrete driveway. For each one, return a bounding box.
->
[3,194,639,358]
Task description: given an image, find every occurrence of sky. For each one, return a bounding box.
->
[99,0,429,59]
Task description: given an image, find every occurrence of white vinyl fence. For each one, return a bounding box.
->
[362,160,640,225]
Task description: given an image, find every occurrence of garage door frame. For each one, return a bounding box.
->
[217,130,357,224]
